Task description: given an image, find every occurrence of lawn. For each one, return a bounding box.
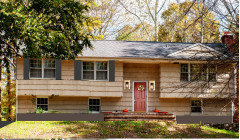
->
[0,121,238,139]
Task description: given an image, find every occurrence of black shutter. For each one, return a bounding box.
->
[74,60,82,80]
[23,58,30,80]
[109,60,115,82]
[56,59,61,80]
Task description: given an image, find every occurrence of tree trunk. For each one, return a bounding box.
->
[154,0,159,42]
[6,46,11,121]
[199,0,204,43]
[0,47,2,121]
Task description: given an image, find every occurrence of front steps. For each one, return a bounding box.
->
[104,112,176,121]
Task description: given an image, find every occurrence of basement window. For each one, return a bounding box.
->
[30,59,56,79]
[36,98,48,111]
[191,100,202,113]
[89,99,100,112]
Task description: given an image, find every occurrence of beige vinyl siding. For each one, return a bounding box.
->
[203,99,232,116]
[122,63,160,112]
[18,96,88,113]
[160,63,235,98]
[18,96,35,113]
[18,96,232,116]
[17,58,123,97]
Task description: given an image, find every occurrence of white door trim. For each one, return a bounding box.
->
[132,81,148,112]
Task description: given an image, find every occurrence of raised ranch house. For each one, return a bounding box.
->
[16,33,236,122]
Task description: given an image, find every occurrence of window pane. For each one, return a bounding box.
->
[43,98,48,104]
[44,69,56,78]
[191,100,201,106]
[37,98,41,104]
[209,73,216,82]
[190,64,200,81]
[44,60,55,68]
[97,62,107,70]
[190,64,206,81]
[180,73,188,81]
[83,62,94,70]
[209,65,216,73]
[37,105,48,111]
[191,107,201,113]
[30,69,42,78]
[181,64,188,73]
[83,71,94,80]
[89,106,100,112]
[30,59,42,68]
[89,99,93,105]
[96,71,108,80]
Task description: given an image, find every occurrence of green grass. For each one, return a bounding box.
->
[0,121,238,139]
[201,126,239,138]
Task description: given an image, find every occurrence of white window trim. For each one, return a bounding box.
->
[88,98,101,113]
[36,97,49,112]
[180,63,217,83]
[29,59,56,79]
[190,99,203,115]
[82,61,109,81]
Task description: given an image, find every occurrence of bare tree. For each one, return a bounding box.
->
[88,0,124,40]
[119,0,169,41]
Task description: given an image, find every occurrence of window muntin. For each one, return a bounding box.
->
[30,59,56,79]
[181,64,216,82]
[36,98,48,111]
[191,100,202,113]
[82,61,108,80]
[89,99,100,112]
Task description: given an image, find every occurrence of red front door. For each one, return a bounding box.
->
[134,82,147,112]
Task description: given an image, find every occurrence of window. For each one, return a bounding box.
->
[96,62,108,80]
[190,64,206,81]
[208,65,217,82]
[180,64,188,81]
[36,98,48,111]
[89,99,100,112]
[30,59,42,78]
[30,59,56,79]
[191,100,202,113]
[44,60,56,78]
[82,61,108,80]
[180,64,216,82]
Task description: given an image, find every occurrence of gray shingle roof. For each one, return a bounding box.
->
[79,40,223,59]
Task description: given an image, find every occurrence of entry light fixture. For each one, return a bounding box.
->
[124,80,130,89]
[149,81,155,91]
